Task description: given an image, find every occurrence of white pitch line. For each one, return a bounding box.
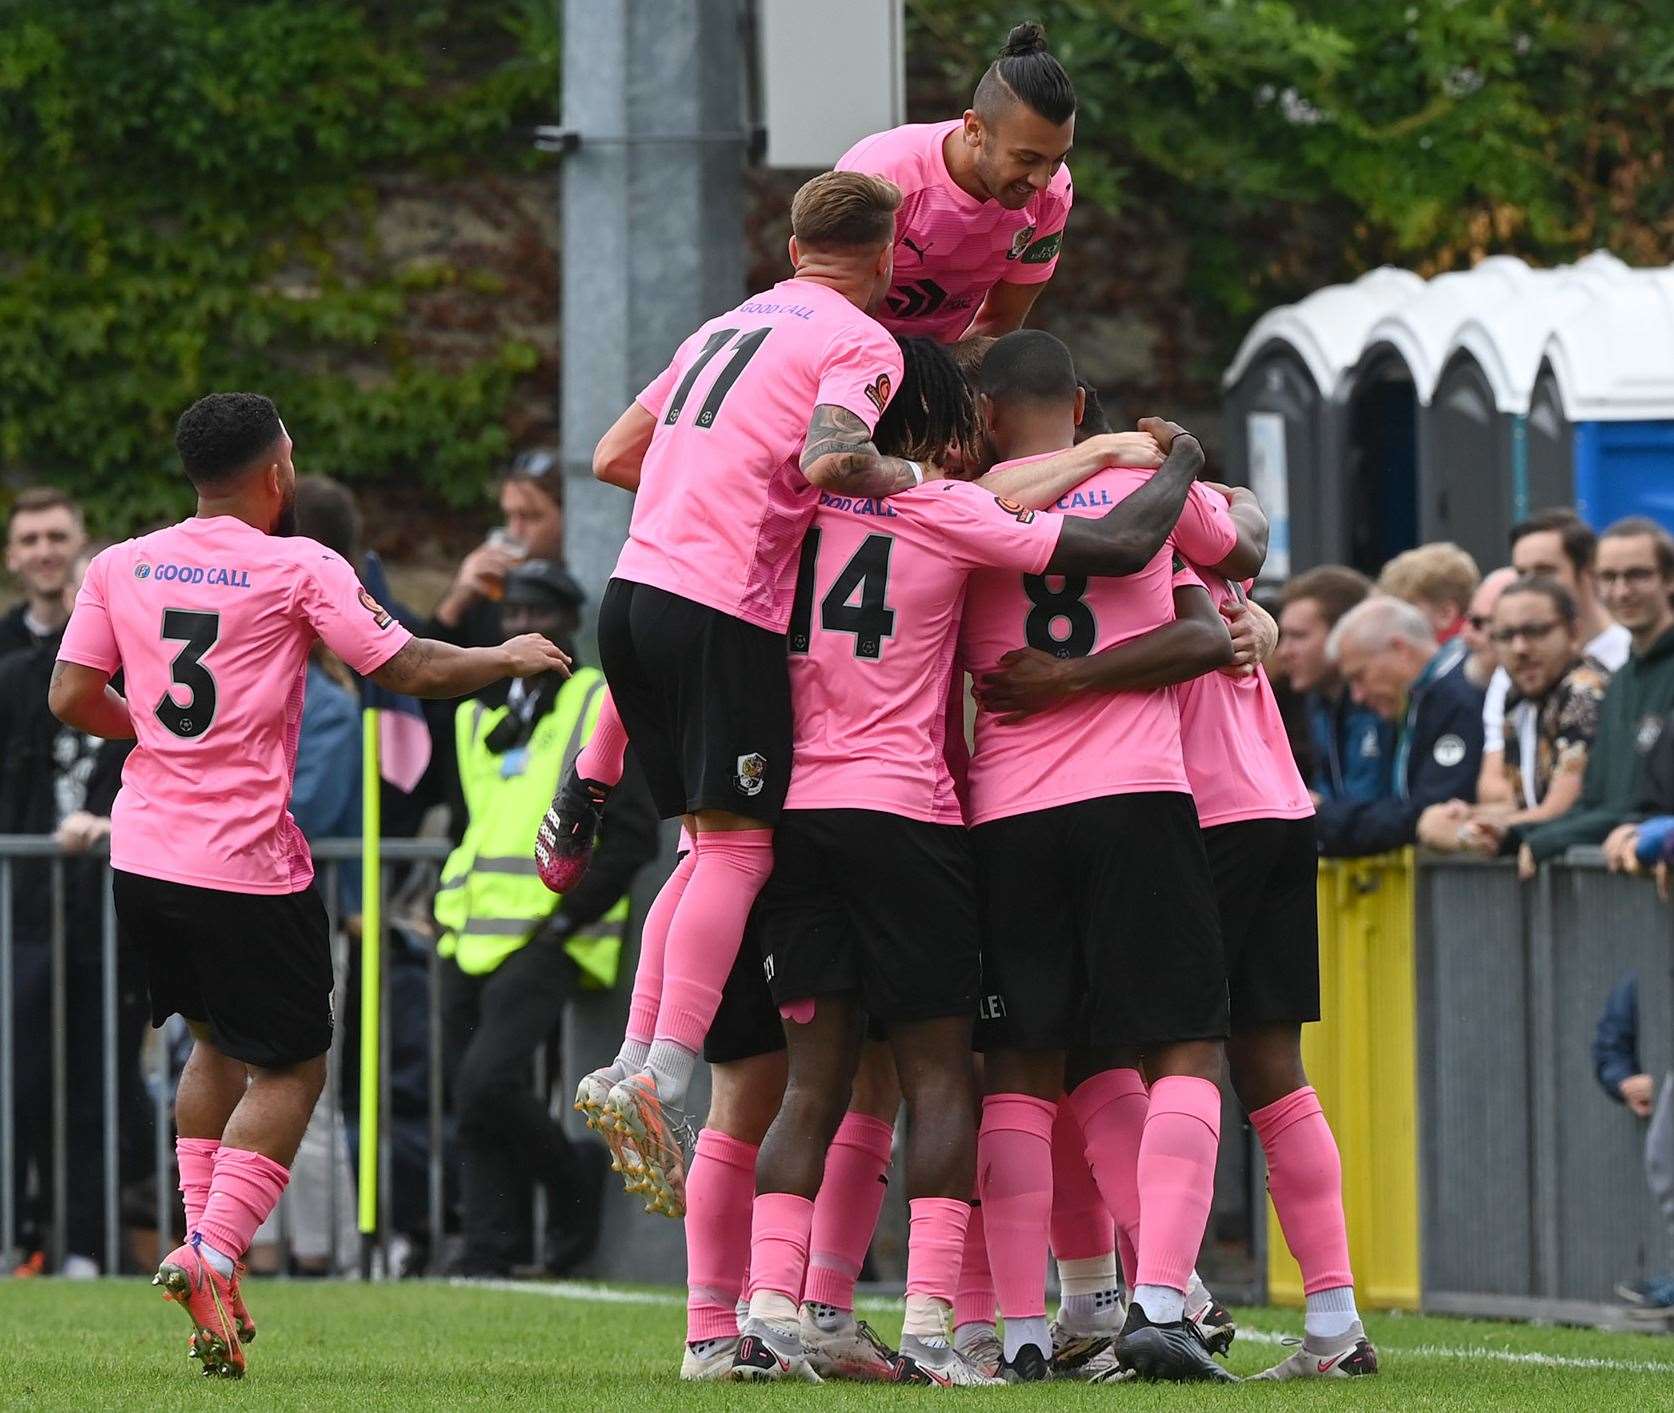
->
[450,1279,1674,1375]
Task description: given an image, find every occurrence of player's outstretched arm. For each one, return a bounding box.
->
[48,662,135,740]
[799,405,924,498]
[975,431,1163,509]
[370,634,571,699]
[1043,419,1204,577]
[973,585,1236,724]
[594,403,656,493]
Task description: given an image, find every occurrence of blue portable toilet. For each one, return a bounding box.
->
[1221,268,1423,578]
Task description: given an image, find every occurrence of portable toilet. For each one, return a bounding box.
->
[1221,267,1423,578]
[1542,267,1674,533]
[1357,257,1536,572]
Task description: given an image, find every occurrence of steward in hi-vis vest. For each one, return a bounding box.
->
[435,559,658,1277]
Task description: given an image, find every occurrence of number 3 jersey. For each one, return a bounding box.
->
[612,278,904,635]
[958,457,1239,827]
[782,478,1061,823]
[57,516,412,893]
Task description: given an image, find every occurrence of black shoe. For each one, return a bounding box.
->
[547,1139,610,1275]
[534,765,610,894]
[999,1342,1051,1383]
[1188,1287,1237,1356]
[1115,1302,1237,1383]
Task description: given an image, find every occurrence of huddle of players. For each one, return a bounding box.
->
[534,23,1380,1389]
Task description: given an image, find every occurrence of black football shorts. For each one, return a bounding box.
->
[1201,816,1321,1027]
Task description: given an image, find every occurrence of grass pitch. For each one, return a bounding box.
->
[5,1277,1673,1410]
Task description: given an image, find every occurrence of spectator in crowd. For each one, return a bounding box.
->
[1478,510,1632,807]
[438,559,658,1277]
[1461,566,1519,689]
[0,508,143,1276]
[1515,518,1674,868]
[430,449,566,649]
[1,488,84,654]
[1418,579,1611,862]
[1592,972,1674,1312]
[1314,595,1485,856]
[1378,541,1480,642]
[1277,566,1394,805]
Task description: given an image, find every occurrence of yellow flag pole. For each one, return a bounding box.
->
[357,708,382,1273]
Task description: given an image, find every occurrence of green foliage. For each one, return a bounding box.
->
[908,1,1674,333]
[0,0,558,534]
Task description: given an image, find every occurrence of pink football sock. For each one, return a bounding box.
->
[685,1129,759,1342]
[1251,1086,1354,1295]
[976,1093,1056,1320]
[953,1196,996,1329]
[746,1191,816,1305]
[197,1147,290,1261]
[176,1137,220,1238]
[1133,1075,1222,1295]
[651,830,776,1054]
[803,1112,894,1311]
[574,690,629,787]
[1049,1102,1114,1262]
[1069,1067,1149,1288]
[625,850,697,1047]
[906,1197,971,1305]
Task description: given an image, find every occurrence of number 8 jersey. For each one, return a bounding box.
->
[613,278,904,635]
[57,518,412,893]
[958,457,1238,827]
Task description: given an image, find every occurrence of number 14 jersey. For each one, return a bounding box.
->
[57,516,412,894]
[783,478,1060,823]
[958,457,1239,827]
[613,278,903,635]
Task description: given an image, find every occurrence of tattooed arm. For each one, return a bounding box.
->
[370,634,571,698]
[799,404,924,498]
[48,662,135,740]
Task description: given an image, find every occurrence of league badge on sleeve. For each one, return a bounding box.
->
[358,588,394,631]
[1006,223,1038,260]
[864,373,892,416]
[994,496,1036,525]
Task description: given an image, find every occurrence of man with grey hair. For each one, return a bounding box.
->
[1314,595,1486,857]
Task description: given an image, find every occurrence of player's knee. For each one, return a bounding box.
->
[847,1042,901,1119]
[1149,1038,1223,1086]
[707,1053,787,1142]
[1226,1025,1305,1111]
[781,1072,851,1145]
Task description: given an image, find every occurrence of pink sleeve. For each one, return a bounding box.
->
[1171,483,1238,568]
[292,546,414,677]
[634,354,683,420]
[814,320,904,434]
[1005,176,1073,286]
[933,482,1061,574]
[57,552,119,673]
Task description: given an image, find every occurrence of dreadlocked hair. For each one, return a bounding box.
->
[874,336,985,473]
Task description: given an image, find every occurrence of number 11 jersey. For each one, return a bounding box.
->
[613,278,904,636]
[958,457,1239,827]
[57,516,411,894]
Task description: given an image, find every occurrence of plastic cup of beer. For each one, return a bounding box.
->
[481,528,528,602]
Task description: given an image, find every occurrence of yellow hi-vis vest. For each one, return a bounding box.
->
[434,667,628,985]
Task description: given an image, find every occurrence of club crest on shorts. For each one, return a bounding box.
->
[358,587,394,630]
[734,752,768,797]
[864,372,892,416]
[1431,733,1466,768]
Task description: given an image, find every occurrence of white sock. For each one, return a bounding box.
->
[746,1289,799,1330]
[1001,1315,1049,1363]
[902,1293,950,1341]
[1057,1252,1122,1332]
[801,1301,849,1332]
[613,1038,650,1077]
[735,1296,751,1327]
[1133,1284,1185,1324]
[1304,1286,1359,1342]
[196,1238,237,1280]
[644,1039,699,1107]
[688,1336,731,1358]
[954,1319,996,1355]
[1186,1269,1211,1311]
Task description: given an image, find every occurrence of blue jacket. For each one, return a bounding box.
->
[1306,689,1394,804]
[1314,639,1485,857]
[1593,973,1640,1102]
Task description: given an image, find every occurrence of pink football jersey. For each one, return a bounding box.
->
[1171,553,1313,827]
[959,457,1238,826]
[57,516,412,894]
[612,278,903,634]
[784,478,1060,822]
[837,120,1072,343]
